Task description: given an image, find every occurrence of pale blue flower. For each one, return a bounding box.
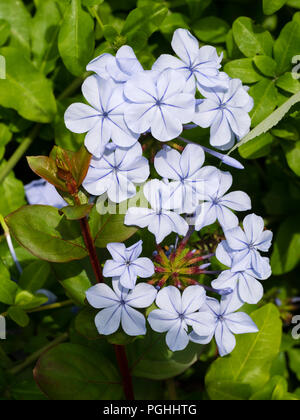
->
[190,290,258,356]
[152,28,225,93]
[194,169,251,231]
[124,179,189,244]
[193,79,254,150]
[124,68,195,142]
[86,45,144,83]
[224,214,273,276]
[103,240,155,289]
[64,75,139,158]
[213,240,271,304]
[25,179,66,208]
[154,144,219,214]
[83,142,149,203]
[148,285,214,351]
[86,278,157,336]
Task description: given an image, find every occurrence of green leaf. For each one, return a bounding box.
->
[224,58,263,83]
[31,0,66,75]
[89,206,138,248]
[0,163,25,217]
[122,4,168,41]
[250,79,278,126]
[60,204,93,220]
[288,349,300,381]
[160,13,189,37]
[102,25,119,44]
[250,376,289,400]
[193,16,230,44]
[19,261,51,293]
[271,216,300,274]
[0,47,57,123]
[263,0,287,15]
[0,123,12,161]
[74,307,100,340]
[274,21,300,74]
[127,329,203,380]
[0,260,17,305]
[272,122,299,141]
[232,17,273,58]
[239,132,274,159]
[5,205,88,263]
[58,0,95,76]
[276,72,300,94]
[205,304,282,400]
[229,91,300,152]
[14,290,48,310]
[7,306,29,327]
[185,0,211,19]
[253,55,277,77]
[0,19,10,46]
[34,343,123,400]
[284,140,300,175]
[60,269,92,305]
[0,0,30,54]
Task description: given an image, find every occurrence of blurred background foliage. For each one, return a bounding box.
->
[0,0,299,400]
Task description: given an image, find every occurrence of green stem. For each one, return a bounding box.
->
[88,6,105,31]
[9,332,68,375]
[27,299,73,314]
[0,300,73,318]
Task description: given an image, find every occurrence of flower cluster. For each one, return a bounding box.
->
[64,28,273,357]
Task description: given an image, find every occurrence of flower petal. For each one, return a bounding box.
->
[126,283,157,308]
[238,274,264,304]
[179,144,205,178]
[171,28,199,64]
[107,243,126,262]
[132,257,155,278]
[215,321,236,357]
[64,103,100,134]
[103,260,126,278]
[121,305,146,335]
[166,320,190,351]
[86,283,119,308]
[224,312,259,335]
[148,309,179,332]
[94,304,122,335]
[156,285,182,313]
[181,285,206,314]
[125,207,156,229]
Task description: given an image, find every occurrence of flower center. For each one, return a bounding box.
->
[102,111,109,118]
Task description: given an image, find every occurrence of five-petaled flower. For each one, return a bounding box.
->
[86,278,157,336]
[124,68,195,141]
[64,75,139,158]
[153,28,225,93]
[148,285,215,351]
[190,290,258,356]
[213,240,271,304]
[83,142,149,203]
[154,144,218,214]
[194,169,251,231]
[224,213,273,277]
[193,78,254,150]
[103,241,155,289]
[125,179,189,244]
[86,45,144,83]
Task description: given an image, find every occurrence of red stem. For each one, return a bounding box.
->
[79,216,134,400]
[114,345,135,400]
[79,217,103,283]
